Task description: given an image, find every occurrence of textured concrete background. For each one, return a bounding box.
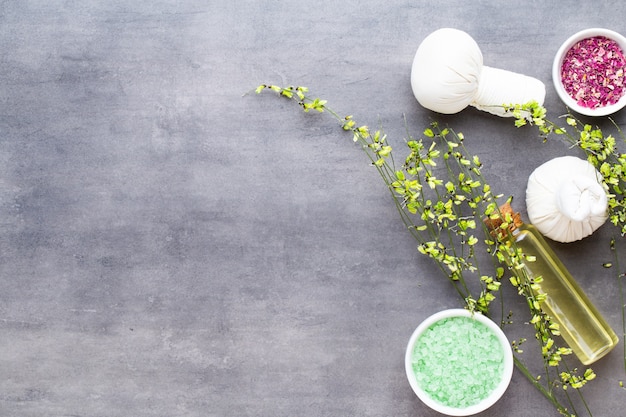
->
[1,1,625,416]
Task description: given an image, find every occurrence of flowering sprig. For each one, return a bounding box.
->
[256,85,504,313]
[256,84,597,416]
[609,237,626,375]
[510,101,626,387]
[568,120,626,235]
[509,101,626,236]
[485,205,596,415]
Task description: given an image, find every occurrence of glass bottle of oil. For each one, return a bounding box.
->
[487,203,618,365]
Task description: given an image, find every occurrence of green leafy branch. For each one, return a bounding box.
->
[510,101,626,386]
[256,84,597,416]
[509,102,626,236]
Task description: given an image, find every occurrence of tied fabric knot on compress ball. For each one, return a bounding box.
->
[526,156,609,243]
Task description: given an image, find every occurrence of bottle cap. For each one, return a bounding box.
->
[483,202,523,240]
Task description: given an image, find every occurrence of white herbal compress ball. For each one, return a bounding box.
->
[411,28,546,116]
[526,156,608,243]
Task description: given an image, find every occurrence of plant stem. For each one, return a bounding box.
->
[257,85,596,416]
[610,237,626,373]
[513,355,569,415]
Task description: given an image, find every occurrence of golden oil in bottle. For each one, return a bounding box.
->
[488,203,618,365]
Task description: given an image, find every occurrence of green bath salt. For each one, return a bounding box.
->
[410,316,505,409]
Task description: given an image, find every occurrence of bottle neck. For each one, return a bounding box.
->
[483,202,524,241]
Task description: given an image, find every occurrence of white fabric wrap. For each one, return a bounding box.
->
[411,28,546,116]
[526,156,608,243]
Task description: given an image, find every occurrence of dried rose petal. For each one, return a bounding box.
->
[561,36,626,109]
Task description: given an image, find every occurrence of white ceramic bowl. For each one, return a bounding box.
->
[405,309,513,416]
[553,28,626,116]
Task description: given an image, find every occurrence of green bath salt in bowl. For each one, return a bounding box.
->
[405,309,513,416]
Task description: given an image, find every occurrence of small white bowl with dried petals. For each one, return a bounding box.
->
[553,28,626,116]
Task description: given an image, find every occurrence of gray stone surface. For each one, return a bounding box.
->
[1,1,625,416]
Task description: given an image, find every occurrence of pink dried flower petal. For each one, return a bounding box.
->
[561,36,626,109]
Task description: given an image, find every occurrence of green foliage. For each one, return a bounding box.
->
[508,102,626,237]
[510,103,626,404]
[257,84,598,416]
